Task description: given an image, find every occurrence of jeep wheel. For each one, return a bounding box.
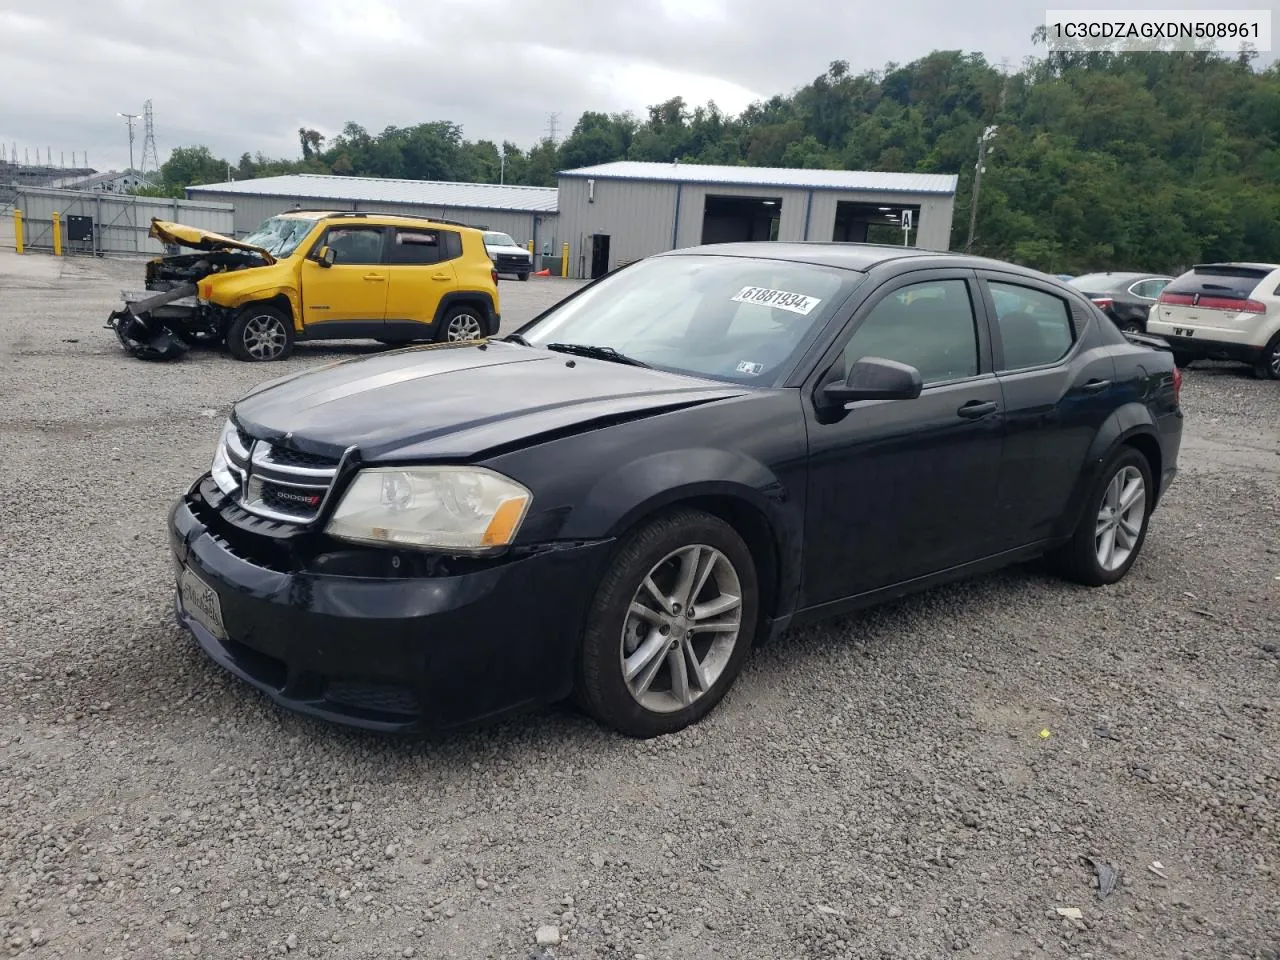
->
[227,306,294,362]
[437,306,486,342]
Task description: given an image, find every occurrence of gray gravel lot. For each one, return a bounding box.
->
[1,250,1278,960]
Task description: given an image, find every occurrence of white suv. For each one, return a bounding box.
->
[1147,262,1280,379]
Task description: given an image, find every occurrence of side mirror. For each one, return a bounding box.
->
[316,245,335,267]
[819,357,923,407]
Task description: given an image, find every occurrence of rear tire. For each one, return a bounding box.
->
[1121,319,1144,334]
[574,508,758,738]
[1052,446,1153,587]
[1252,333,1280,380]
[435,305,487,342]
[226,306,294,362]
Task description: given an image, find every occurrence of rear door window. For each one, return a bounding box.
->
[387,229,442,265]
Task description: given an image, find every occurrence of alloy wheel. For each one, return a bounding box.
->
[1095,465,1146,572]
[242,314,288,360]
[446,313,484,341]
[620,544,743,713]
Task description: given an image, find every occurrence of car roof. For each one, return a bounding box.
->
[654,241,1059,280]
[1190,261,1280,272]
[277,209,482,232]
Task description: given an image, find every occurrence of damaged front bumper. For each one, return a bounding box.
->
[105,284,219,362]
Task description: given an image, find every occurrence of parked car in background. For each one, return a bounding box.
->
[483,231,533,281]
[1147,262,1280,379]
[169,243,1183,739]
[1068,272,1172,333]
[108,213,501,362]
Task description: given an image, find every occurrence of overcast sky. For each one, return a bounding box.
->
[0,0,1271,173]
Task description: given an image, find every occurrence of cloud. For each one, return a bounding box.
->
[3,0,1262,173]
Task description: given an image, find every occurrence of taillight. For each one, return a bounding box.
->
[1171,363,1182,403]
[1091,297,1114,310]
[491,269,498,286]
[1158,291,1194,305]
[1195,296,1266,313]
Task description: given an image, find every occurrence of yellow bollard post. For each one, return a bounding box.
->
[561,241,569,278]
[52,212,62,256]
[14,209,23,254]
[526,240,533,254]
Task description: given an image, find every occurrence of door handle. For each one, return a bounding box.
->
[363,273,385,282]
[431,273,451,281]
[1081,379,1111,393]
[957,400,998,419]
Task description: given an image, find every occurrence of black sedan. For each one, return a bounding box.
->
[1067,272,1172,333]
[168,244,1183,738]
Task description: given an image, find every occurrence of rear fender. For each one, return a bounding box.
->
[1054,402,1160,539]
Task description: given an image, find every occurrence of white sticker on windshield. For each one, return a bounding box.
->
[731,286,822,315]
[736,360,764,376]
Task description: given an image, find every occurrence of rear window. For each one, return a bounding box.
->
[1164,265,1270,300]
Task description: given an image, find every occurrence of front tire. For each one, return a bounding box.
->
[1053,446,1153,586]
[518,271,530,282]
[575,508,759,738]
[226,306,294,362]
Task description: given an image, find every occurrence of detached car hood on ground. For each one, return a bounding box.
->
[149,219,276,264]
[232,340,749,460]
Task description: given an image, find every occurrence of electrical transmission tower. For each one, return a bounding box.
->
[546,112,560,145]
[140,99,160,174]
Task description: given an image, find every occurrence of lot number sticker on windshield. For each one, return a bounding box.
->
[731,286,822,316]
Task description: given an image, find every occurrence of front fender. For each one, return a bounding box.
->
[553,446,805,622]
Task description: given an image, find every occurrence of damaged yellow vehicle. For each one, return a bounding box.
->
[106,212,502,362]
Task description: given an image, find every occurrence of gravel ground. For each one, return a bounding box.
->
[1,250,1278,960]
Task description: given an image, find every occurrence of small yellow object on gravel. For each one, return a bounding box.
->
[1039,728,1051,739]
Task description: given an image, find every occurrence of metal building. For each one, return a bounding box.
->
[184,173,560,263]
[556,161,958,280]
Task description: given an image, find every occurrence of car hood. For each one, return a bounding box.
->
[486,244,531,257]
[232,340,749,461]
[150,219,276,263]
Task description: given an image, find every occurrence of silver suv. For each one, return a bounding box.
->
[483,231,533,281]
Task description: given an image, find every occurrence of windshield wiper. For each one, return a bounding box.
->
[502,333,530,346]
[544,343,651,368]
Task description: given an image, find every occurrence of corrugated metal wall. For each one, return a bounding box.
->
[557,177,680,279]
[559,176,957,277]
[14,186,234,256]
[185,190,558,267]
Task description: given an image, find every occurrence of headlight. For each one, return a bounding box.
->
[210,420,238,495]
[325,466,532,552]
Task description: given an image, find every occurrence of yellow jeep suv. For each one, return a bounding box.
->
[108,211,501,362]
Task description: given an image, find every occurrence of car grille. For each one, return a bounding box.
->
[494,253,529,271]
[222,427,342,525]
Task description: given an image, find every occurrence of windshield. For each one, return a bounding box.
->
[519,254,864,385]
[484,232,518,247]
[242,216,320,257]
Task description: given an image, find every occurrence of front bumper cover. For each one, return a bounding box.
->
[168,482,613,733]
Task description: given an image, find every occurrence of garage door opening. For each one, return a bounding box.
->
[702,195,781,245]
[834,201,920,246]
